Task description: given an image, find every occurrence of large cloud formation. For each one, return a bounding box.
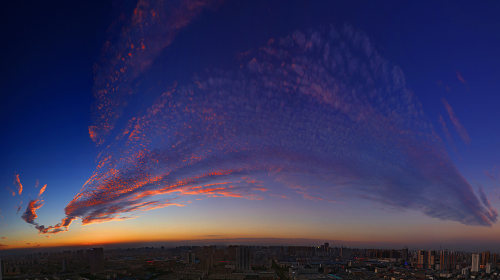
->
[23,0,497,233]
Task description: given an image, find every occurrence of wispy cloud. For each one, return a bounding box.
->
[22,22,496,233]
[22,199,44,225]
[14,174,23,195]
[442,98,471,144]
[477,186,498,222]
[21,197,72,234]
[456,71,467,85]
[485,166,499,181]
[38,184,47,196]
[16,201,22,214]
[437,80,451,92]
[438,115,455,149]
[89,0,220,145]
[5,186,16,197]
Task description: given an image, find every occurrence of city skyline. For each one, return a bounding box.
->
[1,243,499,279]
[2,1,500,251]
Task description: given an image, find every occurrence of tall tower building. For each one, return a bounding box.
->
[0,258,3,280]
[486,263,492,274]
[417,250,428,269]
[482,251,490,266]
[237,246,251,271]
[401,248,409,263]
[428,251,435,269]
[440,250,449,271]
[471,253,480,273]
[187,251,196,264]
[88,248,104,274]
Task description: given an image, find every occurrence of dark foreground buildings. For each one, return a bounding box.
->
[1,244,500,279]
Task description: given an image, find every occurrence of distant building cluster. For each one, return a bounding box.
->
[1,243,500,279]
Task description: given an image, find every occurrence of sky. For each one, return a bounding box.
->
[1,0,500,251]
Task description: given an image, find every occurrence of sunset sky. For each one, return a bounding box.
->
[1,0,500,251]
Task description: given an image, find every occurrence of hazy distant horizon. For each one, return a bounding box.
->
[2,237,500,255]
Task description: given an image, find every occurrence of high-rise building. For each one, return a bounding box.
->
[62,259,67,273]
[439,250,457,272]
[482,251,490,266]
[428,251,435,269]
[401,248,409,263]
[0,258,3,280]
[417,250,428,269]
[486,263,492,274]
[187,251,196,264]
[440,250,449,271]
[471,253,480,273]
[88,248,104,274]
[237,246,251,271]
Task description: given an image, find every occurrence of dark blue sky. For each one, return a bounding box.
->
[2,0,500,249]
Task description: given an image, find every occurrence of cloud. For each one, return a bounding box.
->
[437,80,451,92]
[23,23,497,233]
[21,199,73,234]
[0,236,6,240]
[14,174,23,195]
[22,199,44,225]
[38,184,47,196]
[438,115,452,144]
[485,166,499,181]
[438,114,458,154]
[269,194,289,200]
[442,98,471,144]
[16,201,22,214]
[89,0,220,145]
[5,186,16,197]
[456,71,467,85]
[477,186,498,222]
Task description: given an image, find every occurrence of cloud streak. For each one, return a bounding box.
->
[442,98,471,144]
[485,166,499,181]
[456,71,467,85]
[477,186,498,222]
[22,8,496,233]
[14,174,23,195]
[38,184,47,196]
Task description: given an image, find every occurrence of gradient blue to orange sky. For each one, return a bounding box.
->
[1,0,500,251]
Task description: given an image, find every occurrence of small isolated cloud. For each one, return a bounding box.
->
[38,184,47,197]
[442,98,471,144]
[0,236,6,240]
[269,194,289,200]
[456,71,467,85]
[438,115,454,147]
[14,174,23,195]
[5,186,16,197]
[437,80,451,92]
[16,201,23,214]
[24,242,40,247]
